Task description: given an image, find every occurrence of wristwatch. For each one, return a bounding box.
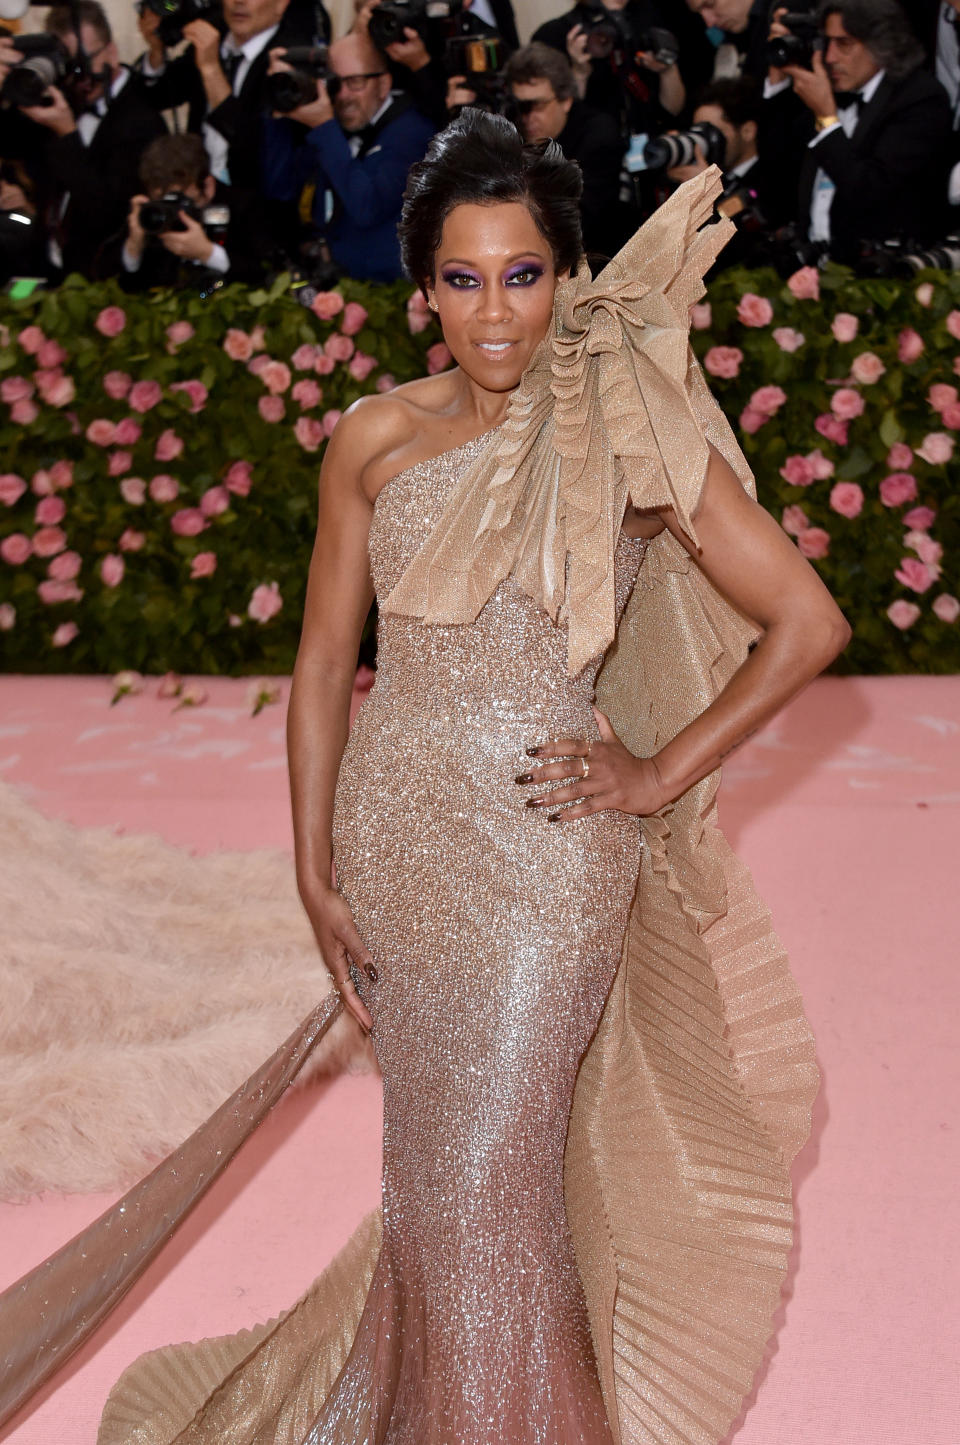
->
[815,113,840,132]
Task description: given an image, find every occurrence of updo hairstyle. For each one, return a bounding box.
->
[399,108,584,295]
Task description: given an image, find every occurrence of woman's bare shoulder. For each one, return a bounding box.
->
[327,375,464,502]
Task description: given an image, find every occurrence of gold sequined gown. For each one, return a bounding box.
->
[321,430,646,1443]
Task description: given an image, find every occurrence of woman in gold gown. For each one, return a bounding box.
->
[0,110,847,1444]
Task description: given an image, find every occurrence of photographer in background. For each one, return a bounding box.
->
[505,43,629,256]
[135,0,327,194]
[766,0,953,263]
[0,2,166,278]
[100,132,272,288]
[261,31,434,281]
[684,0,771,80]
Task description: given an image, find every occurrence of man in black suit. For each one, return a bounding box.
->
[0,2,167,279]
[769,0,953,262]
[135,0,328,195]
[685,0,772,82]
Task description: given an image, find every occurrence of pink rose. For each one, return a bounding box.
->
[108,450,133,477]
[916,432,955,465]
[887,599,921,629]
[48,549,81,580]
[739,405,769,434]
[103,370,132,400]
[322,408,342,438]
[292,344,318,370]
[42,374,75,408]
[941,402,960,430]
[797,526,830,559]
[850,352,885,385]
[294,415,325,451]
[313,353,335,376]
[100,553,125,587]
[933,594,960,623]
[779,454,816,486]
[155,429,184,462]
[200,484,230,517]
[915,282,934,307]
[903,505,936,530]
[37,339,67,369]
[879,472,918,507]
[750,384,787,416]
[887,442,913,470]
[807,448,834,480]
[1,532,31,564]
[170,379,208,412]
[224,460,253,496]
[223,328,254,361]
[248,580,283,622]
[0,603,14,630]
[426,342,453,375]
[324,333,355,363]
[250,325,266,353]
[831,388,865,421]
[376,373,396,393]
[311,290,345,320]
[894,557,935,593]
[118,528,145,552]
[190,551,217,579]
[52,621,79,647]
[35,495,65,525]
[0,473,26,507]
[340,301,369,336]
[1,376,33,403]
[17,325,45,355]
[829,481,864,518]
[11,398,38,424]
[704,345,743,378]
[737,292,774,327]
[30,469,53,496]
[905,531,943,569]
[129,379,163,413]
[149,473,179,504]
[348,350,378,381]
[49,460,73,490]
[114,417,142,445]
[928,383,958,413]
[85,417,116,447]
[246,353,270,377]
[947,310,960,341]
[157,671,181,698]
[773,327,805,353]
[787,266,820,301]
[689,301,712,330]
[781,504,809,536]
[292,378,322,409]
[260,359,292,394]
[897,328,924,364]
[32,525,66,557]
[166,320,194,348]
[831,312,859,343]
[95,306,126,338]
[38,578,82,604]
[120,477,147,505]
[170,507,207,537]
[406,294,432,333]
[258,395,285,423]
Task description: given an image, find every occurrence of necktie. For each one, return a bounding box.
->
[221,51,243,91]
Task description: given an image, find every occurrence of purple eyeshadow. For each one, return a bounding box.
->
[505,263,545,284]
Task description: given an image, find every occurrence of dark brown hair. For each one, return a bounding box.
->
[45,1,112,48]
[504,42,577,103]
[139,134,211,195]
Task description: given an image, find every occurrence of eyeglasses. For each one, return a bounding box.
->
[328,71,387,95]
[513,96,556,115]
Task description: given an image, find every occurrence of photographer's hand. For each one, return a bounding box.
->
[666,139,708,185]
[278,77,334,128]
[0,37,23,86]
[20,85,76,136]
[160,210,214,263]
[637,50,685,115]
[783,48,834,117]
[126,194,148,261]
[767,6,789,86]
[386,26,431,72]
[446,74,477,111]
[566,24,591,100]
[184,19,230,108]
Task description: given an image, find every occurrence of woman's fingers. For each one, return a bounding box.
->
[516,757,591,786]
[526,735,589,760]
[335,969,374,1034]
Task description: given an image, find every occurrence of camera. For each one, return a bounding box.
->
[368,0,464,52]
[0,34,72,109]
[857,235,960,277]
[766,4,821,71]
[139,190,203,234]
[642,121,727,171]
[264,45,329,114]
[139,0,221,50]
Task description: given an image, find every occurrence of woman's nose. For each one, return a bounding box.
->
[476,284,511,323]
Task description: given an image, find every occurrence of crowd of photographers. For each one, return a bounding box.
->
[1,0,959,296]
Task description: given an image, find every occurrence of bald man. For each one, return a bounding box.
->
[262,32,434,281]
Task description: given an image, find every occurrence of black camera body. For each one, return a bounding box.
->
[643,121,727,172]
[139,0,222,50]
[264,45,329,114]
[368,0,464,51]
[0,34,72,110]
[858,235,960,277]
[767,4,821,70]
[140,190,203,235]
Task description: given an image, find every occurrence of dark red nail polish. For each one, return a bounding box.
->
[515,772,533,784]
[366,964,378,981]
[547,812,560,822]
[525,797,541,808]
[526,746,540,757]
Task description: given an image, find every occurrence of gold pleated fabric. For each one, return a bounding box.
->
[0,167,819,1445]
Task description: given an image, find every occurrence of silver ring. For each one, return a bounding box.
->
[581,756,590,781]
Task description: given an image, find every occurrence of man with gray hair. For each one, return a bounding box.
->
[766,0,952,261]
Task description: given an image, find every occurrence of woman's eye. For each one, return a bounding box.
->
[444,273,478,288]
[507,268,542,286]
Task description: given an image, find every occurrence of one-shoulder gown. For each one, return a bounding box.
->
[98,430,648,1444]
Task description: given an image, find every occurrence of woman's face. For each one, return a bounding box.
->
[428,201,560,394]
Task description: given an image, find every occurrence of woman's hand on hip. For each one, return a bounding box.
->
[517,706,669,821]
[299,880,377,1035]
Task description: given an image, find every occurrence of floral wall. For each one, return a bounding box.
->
[1,262,958,676]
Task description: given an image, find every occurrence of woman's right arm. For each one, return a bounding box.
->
[287,400,394,1035]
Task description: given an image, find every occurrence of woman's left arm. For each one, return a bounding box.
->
[524,446,851,819]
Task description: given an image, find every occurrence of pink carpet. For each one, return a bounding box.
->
[0,674,957,1445]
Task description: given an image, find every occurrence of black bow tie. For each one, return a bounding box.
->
[834,89,866,112]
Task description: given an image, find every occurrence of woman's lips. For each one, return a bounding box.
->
[473,340,517,359]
